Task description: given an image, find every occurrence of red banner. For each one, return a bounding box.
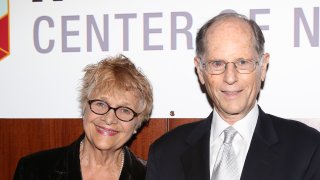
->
[0,1,9,61]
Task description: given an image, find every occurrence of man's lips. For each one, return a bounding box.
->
[221,90,242,97]
[95,125,119,136]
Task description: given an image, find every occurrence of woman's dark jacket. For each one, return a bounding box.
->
[14,134,146,180]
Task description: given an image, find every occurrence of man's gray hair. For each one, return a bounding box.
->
[195,12,265,59]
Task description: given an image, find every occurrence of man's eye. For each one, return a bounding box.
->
[211,61,225,67]
[238,59,250,65]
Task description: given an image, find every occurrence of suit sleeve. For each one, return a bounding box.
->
[304,144,320,180]
[145,144,160,180]
[13,158,25,180]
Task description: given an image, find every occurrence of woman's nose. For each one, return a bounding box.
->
[101,109,118,125]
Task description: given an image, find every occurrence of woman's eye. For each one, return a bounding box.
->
[119,108,132,115]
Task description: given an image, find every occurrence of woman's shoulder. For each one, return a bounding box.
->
[14,137,82,180]
[16,136,81,172]
[17,145,71,169]
[121,146,146,180]
[124,146,146,169]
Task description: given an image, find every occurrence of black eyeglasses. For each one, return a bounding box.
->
[88,99,139,122]
[200,58,260,75]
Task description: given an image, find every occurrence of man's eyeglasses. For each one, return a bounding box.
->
[200,58,260,75]
[88,99,139,122]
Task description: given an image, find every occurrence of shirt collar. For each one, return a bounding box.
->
[210,102,259,143]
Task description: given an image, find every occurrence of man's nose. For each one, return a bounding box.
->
[223,62,238,84]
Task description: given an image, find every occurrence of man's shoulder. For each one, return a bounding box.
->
[267,113,320,143]
[150,119,208,149]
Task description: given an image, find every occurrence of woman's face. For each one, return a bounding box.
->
[82,90,143,151]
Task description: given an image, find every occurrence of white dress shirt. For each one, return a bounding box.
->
[209,102,259,179]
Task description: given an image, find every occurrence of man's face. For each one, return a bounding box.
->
[195,18,269,124]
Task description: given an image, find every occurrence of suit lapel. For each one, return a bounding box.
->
[181,113,212,180]
[241,107,279,180]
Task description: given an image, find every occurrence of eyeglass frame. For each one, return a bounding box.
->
[88,99,139,122]
[199,57,261,75]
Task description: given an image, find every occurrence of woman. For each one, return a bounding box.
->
[14,54,153,180]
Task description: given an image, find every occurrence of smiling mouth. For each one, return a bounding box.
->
[221,90,242,97]
[96,125,119,136]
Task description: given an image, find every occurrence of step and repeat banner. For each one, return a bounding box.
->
[0,1,319,123]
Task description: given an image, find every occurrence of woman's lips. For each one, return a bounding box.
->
[96,125,119,136]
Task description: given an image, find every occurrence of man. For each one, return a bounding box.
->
[146,12,320,180]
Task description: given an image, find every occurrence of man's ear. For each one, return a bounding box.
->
[194,57,205,85]
[260,53,270,82]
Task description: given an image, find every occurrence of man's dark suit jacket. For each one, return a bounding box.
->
[146,107,320,180]
[14,134,146,180]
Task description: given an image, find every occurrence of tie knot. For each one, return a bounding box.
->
[223,126,237,144]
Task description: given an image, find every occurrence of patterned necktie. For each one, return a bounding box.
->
[211,126,240,180]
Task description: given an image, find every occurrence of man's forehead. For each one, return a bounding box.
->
[205,19,256,51]
[209,17,252,34]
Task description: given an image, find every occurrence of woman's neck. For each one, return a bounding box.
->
[79,139,124,180]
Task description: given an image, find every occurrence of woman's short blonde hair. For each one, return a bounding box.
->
[79,54,153,127]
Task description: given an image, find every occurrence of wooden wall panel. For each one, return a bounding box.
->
[168,118,201,131]
[2,117,318,179]
[0,119,83,180]
[129,119,167,160]
[0,118,173,180]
